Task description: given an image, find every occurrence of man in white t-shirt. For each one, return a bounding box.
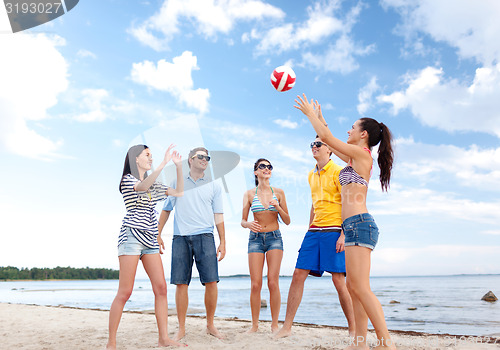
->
[158,147,226,341]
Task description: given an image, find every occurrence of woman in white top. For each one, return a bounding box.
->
[107,144,185,349]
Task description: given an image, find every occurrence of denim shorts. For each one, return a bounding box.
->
[295,229,345,277]
[118,227,159,258]
[248,230,284,254]
[170,233,219,286]
[342,213,379,250]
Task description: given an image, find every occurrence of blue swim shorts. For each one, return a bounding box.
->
[248,230,284,254]
[342,213,379,250]
[170,233,219,286]
[295,229,345,277]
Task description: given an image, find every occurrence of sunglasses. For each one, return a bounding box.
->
[257,163,273,171]
[310,141,325,148]
[191,154,211,161]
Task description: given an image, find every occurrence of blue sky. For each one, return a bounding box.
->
[1,0,500,278]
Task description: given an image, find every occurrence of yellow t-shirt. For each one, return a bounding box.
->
[308,160,343,227]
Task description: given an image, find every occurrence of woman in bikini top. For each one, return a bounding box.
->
[241,158,290,334]
[338,147,372,188]
[295,93,396,350]
[250,185,280,212]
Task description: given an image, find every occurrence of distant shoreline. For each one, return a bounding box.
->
[0,278,118,282]
[2,273,500,282]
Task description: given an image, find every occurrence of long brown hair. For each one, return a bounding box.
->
[119,145,149,193]
[360,118,393,191]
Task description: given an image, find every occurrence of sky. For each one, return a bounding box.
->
[1,0,500,278]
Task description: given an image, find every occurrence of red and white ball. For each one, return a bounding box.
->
[270,66,296,92]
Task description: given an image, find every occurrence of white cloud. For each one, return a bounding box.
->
[322,103,334,110]
[255,1,343,54]
[129,0,285,51]
[357,76,380,115]
[74,89,109,122]
[482,230,500,235]
[377,64,500,137]
[273,118,298,129]
[0,33,68,159]
[377,2,500,137]
[200,117,314,186]
[381,0,500,65]
[252,1,374,74]
[392,137,500,191]
[76,49,97,59]
[373,245,500,275]
[371,185,500,226]
[0,197,122,270]
[131,51,210,113]
[301,34,376,74]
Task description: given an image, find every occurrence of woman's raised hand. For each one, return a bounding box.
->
[294,93,317,119]
[312,100,327,125]
[162,144,176,165]
[171,150,182,166]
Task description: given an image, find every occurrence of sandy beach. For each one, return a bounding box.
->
[1,303,498,349]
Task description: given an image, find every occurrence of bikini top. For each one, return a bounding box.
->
[338,148,372,187]
[250,186,279,213]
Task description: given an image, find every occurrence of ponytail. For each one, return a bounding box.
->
[360,118,394,192]
[377,123,393,191]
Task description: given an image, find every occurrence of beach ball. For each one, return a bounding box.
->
[270,66,296,92]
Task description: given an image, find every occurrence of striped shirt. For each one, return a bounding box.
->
[118,174,169,249]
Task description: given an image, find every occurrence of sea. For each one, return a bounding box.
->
[1,274,499,337]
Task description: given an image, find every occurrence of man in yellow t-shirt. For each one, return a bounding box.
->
[275,136,355,339]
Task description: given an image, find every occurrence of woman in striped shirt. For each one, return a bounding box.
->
[107,144,185,349]
[241,158,290,333]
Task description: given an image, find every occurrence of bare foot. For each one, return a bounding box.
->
[173,328,185,341]
[246,326,258,333]
[158,338,187,347]
[273,327,291,339]
[207,325,224,339]
[372,337,396,350]
[372,345,396,350]
[271,325,279,334]
[105,343,116,350]
[348,329,356,338]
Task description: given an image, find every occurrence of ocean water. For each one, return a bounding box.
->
[1,274,499,336]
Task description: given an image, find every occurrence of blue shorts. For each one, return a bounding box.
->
[170,233,219,286]
[118,227,159,258]
[248,230,284,254]
[342,213,379,250]
[295,229,345,277]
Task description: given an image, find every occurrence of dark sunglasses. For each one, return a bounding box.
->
[191,154,211,161]
[257,163,273,171]
[310,141,325,148]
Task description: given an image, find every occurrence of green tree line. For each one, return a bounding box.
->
[0,266,119,280]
